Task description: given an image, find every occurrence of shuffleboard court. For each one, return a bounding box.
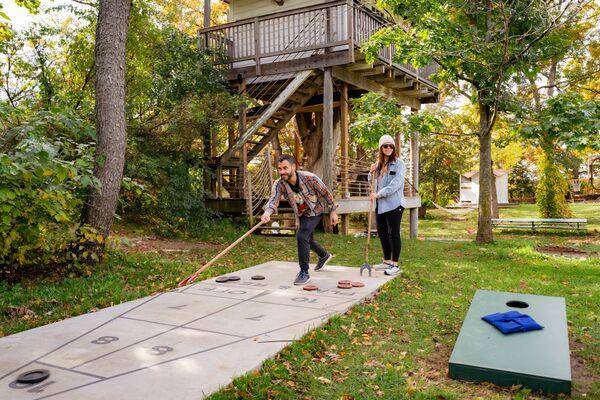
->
[0,261,395,400]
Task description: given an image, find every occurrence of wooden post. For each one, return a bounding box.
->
[293,116,302,165]
[323,68,334,233]
[409,126,420,239]
[228,120,235,147]
[204,0,211,28]
[340,83,349,235]
[346,0,354,63]
[323,68,334,189]
[238,79,247,198]
[265,147,274,189]
[217,164,222,198]
[242,143,253,226]
[254,17,261,75]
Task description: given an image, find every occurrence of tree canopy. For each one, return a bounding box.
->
[365,0,596,242]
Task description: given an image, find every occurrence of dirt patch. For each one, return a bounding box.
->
[535,244,597,259]
[416,341,598,398]
[570,338,600,397]
[109,235,219,261]
[413,342,538,399]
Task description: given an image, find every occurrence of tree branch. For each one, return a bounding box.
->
[69,0,96,7]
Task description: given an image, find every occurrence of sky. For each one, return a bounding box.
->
[2,0,82,30]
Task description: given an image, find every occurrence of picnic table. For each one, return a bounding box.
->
[491,218,587,233]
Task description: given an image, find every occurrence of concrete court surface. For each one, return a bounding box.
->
[0,261,395,400]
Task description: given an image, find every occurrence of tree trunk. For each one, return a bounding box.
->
[271,135,282,163]
[476,103,494,243]
[297,111,341,177]
[83,0,132,255]
[491,161,499,218]
[297,112,323,175]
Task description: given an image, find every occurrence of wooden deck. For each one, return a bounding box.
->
[199,0,439,104]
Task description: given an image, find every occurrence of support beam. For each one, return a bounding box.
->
[297,101,340,113]
[293,117,302,164]
[322,68,334,190]
[340,83,349,235]
[409,114,420,239]
[237,79,247,199]
[358,65,387,77]
[332,66,420,110]
[323,68,334,233]
[242,143,253,226]
[203,0,211,28]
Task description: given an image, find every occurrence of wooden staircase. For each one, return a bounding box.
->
[214,69,323,203]
[220,70,321,165]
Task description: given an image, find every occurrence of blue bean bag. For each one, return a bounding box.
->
[481,311,544,334]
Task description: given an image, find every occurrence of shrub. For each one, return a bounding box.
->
[0,110,99,280]
[536,153,572,218]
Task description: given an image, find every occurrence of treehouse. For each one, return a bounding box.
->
[200,0,440,235]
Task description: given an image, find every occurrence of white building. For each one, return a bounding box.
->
[460,170,509,205]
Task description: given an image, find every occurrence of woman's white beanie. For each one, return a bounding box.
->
[378,134,395,149]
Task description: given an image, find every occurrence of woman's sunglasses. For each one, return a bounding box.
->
[382,144,394,149]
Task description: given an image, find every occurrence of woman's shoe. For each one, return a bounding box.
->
[384,265,401,275]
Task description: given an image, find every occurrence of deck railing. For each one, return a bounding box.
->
[198,0,438,83]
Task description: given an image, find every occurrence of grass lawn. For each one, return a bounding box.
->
[1,203,599,399]
[419,202,600,244]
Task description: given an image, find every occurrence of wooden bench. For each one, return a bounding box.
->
[492,218,587,233]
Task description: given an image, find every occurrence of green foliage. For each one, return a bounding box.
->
[518,92,600,152]
[365,0,586,108]
[508,160,537,200]
[419,130,478,206]
[535,153,572,218]
[120,152,216,238]
[350,93,443,149]
[350,93,405,148]
[0,108,99,280]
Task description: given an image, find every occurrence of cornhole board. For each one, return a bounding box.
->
[0,261,395,400]
[448,290,571,394]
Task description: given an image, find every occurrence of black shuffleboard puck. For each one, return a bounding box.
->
[17,369,50,384]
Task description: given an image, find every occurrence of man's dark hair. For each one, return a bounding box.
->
[278,154,296,165]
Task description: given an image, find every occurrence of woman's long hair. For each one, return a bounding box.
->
[376,142,398,176]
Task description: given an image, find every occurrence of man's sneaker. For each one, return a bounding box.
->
[374,261,393,271]
[294,271,311,285]
[384,265,401,275]
[315,253,333,271]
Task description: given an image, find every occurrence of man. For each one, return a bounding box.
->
[261,154,338,285]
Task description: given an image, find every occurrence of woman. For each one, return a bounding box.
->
[368,134,406,275]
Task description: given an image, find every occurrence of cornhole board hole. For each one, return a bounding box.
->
[448,290,571,394]
[0,261,394,400]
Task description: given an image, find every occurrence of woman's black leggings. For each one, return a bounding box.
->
[375,206,404,262]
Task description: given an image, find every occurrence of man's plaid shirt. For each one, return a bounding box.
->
[264,171,338,217]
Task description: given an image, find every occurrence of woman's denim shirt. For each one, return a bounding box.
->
[368,159,406,214]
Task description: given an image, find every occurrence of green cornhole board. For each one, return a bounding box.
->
[448,290,571,394]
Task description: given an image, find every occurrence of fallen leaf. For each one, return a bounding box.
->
[317,376,332,384]
[519,280,528,289]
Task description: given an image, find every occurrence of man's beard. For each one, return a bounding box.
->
[281,171,293,181]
